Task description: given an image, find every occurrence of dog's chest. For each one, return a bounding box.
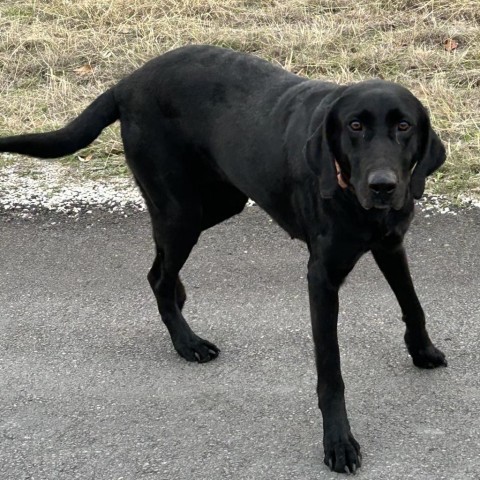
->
[362,210,412,245]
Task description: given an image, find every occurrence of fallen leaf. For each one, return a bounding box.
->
[443,38,458,52]
[77,154,93,162]
[74,64,94,76]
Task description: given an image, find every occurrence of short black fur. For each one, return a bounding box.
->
[0,45,448,474]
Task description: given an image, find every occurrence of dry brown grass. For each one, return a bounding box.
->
[0,0,479,198]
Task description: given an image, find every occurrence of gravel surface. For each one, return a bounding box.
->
[0,160,145,217]
[1,156,478,218]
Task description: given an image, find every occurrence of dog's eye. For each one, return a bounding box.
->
[349,121,363,131]
[398,121,411,132]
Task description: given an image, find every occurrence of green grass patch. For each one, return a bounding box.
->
[2,5,34,20]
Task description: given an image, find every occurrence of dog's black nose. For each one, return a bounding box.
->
[368,171,398,195]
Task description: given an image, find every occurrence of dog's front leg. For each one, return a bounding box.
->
[307,255,361,474]
[372,240,447,368]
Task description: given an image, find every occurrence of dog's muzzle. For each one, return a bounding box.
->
[367,170,398,208]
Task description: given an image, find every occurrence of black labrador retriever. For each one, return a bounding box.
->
[0,45,448,473]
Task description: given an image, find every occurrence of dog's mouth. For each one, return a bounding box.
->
[349,170,407,211]
[359,198,392,210]
[371,201,392,210]
[359,192,405,211]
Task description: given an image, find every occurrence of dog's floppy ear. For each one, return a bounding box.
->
[410,117,446,199]
[304,114,338,199]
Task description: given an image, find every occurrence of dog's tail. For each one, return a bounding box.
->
[0,88,119,158]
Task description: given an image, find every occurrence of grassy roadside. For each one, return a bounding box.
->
[0,0,479,200]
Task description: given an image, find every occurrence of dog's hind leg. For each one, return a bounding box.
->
[144,183,246,361]
[135,182,189,313]
[124,133,220,363]
[143,200,220,363]
[148,242,219,363]
[175,276,187,312]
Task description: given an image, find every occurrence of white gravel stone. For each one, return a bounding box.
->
[0,155,477,216]
[0,161,145,217]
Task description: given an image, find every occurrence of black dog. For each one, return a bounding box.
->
[0,45,448,473]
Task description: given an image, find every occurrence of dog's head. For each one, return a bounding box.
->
[305,80,446,210]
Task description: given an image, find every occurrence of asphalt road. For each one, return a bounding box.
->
[1,205,479,480]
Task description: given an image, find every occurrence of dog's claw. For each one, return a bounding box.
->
[324,432,361,474]
[404,332,448,369]
[173,334,220,363]
[410,345,447,369]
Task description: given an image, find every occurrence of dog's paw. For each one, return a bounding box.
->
[173,334,220,363]
[404,332,447,369]
[409,344,447,369]
[324,432,362,474]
